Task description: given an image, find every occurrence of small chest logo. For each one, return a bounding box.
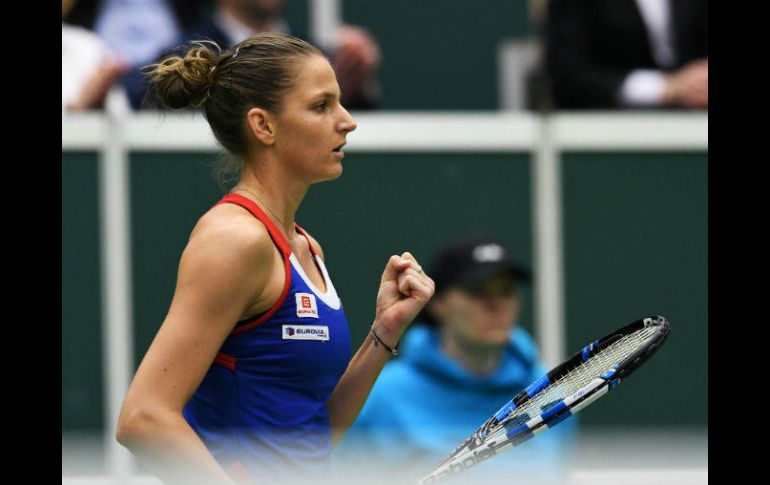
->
[282,325,329,341]
[295,292,319,318]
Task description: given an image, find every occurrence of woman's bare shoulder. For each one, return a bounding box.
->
[187,202,275,260]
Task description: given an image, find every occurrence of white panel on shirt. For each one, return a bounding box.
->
[635,0,676,68]
[620,0,676,106]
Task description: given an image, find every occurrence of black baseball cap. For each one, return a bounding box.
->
[430,234,531,293]
[417,234,532,326]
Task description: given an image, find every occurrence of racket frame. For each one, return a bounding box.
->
[418,315,671,484]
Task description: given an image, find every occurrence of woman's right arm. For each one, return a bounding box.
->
[115,212,275,485]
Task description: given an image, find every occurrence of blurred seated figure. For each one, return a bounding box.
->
[94,0,183,68]
[127,0,381,110]
[334,234,576,484]
[545,0,707,109]
[62,0,130,114]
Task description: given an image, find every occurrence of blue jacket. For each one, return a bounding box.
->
[333,325,576,483]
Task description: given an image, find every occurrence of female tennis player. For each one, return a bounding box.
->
[115,33,434,485]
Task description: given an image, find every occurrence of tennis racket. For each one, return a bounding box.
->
[418,315,671,484]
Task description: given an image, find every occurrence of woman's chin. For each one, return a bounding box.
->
[320,163,344,182]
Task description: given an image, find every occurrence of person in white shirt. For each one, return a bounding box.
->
[545,0,707,109]
[62,0,130,114]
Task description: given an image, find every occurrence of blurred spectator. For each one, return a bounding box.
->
[545,0,707,109]
[94,0,183,68]
[126,0,381,110]
[334,234,576,483]
[64,0,205,36]
[62,0,130,114]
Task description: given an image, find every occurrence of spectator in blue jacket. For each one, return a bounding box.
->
[334,234,576,484]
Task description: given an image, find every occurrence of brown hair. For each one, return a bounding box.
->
[144,33,324,189]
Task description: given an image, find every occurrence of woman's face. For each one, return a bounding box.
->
[272,55,357,183]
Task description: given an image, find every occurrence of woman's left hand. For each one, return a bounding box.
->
[373,252,435,341]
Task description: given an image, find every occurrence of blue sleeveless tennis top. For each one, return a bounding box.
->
[183,193,352,483]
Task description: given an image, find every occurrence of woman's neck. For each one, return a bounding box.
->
[235,162,308,241]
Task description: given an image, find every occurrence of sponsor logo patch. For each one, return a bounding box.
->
[295,292,319,318]
[282,325,329,341]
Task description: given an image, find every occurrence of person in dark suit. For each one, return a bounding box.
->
[545,0,707,109]
[126,0,381,110]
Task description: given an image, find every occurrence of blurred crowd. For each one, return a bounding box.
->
[63,0,381,114]
[63,0,707,114]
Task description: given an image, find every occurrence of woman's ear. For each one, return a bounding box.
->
[245,107,276,146]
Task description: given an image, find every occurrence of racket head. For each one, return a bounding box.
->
[549,314,670,385]
[420,315,670,483]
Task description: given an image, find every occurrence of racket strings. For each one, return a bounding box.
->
[500,326,657,430]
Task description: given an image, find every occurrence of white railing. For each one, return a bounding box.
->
[62,112,708,151]
[62,111,707,484]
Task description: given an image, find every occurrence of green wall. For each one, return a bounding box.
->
[562,152,708,426]
[62,152,104,433]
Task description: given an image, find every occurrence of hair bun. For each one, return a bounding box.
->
[146,42,222,109]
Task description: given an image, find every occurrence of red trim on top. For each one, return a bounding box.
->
[232,250,292,334]
[214,193,294,334]
[215,193,292,256]
[235,308,268,326]
[294,224,318,257]
[213,352,236,371]
[294,224,328,293]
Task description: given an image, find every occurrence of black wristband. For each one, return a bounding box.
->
[371,326,399,356]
